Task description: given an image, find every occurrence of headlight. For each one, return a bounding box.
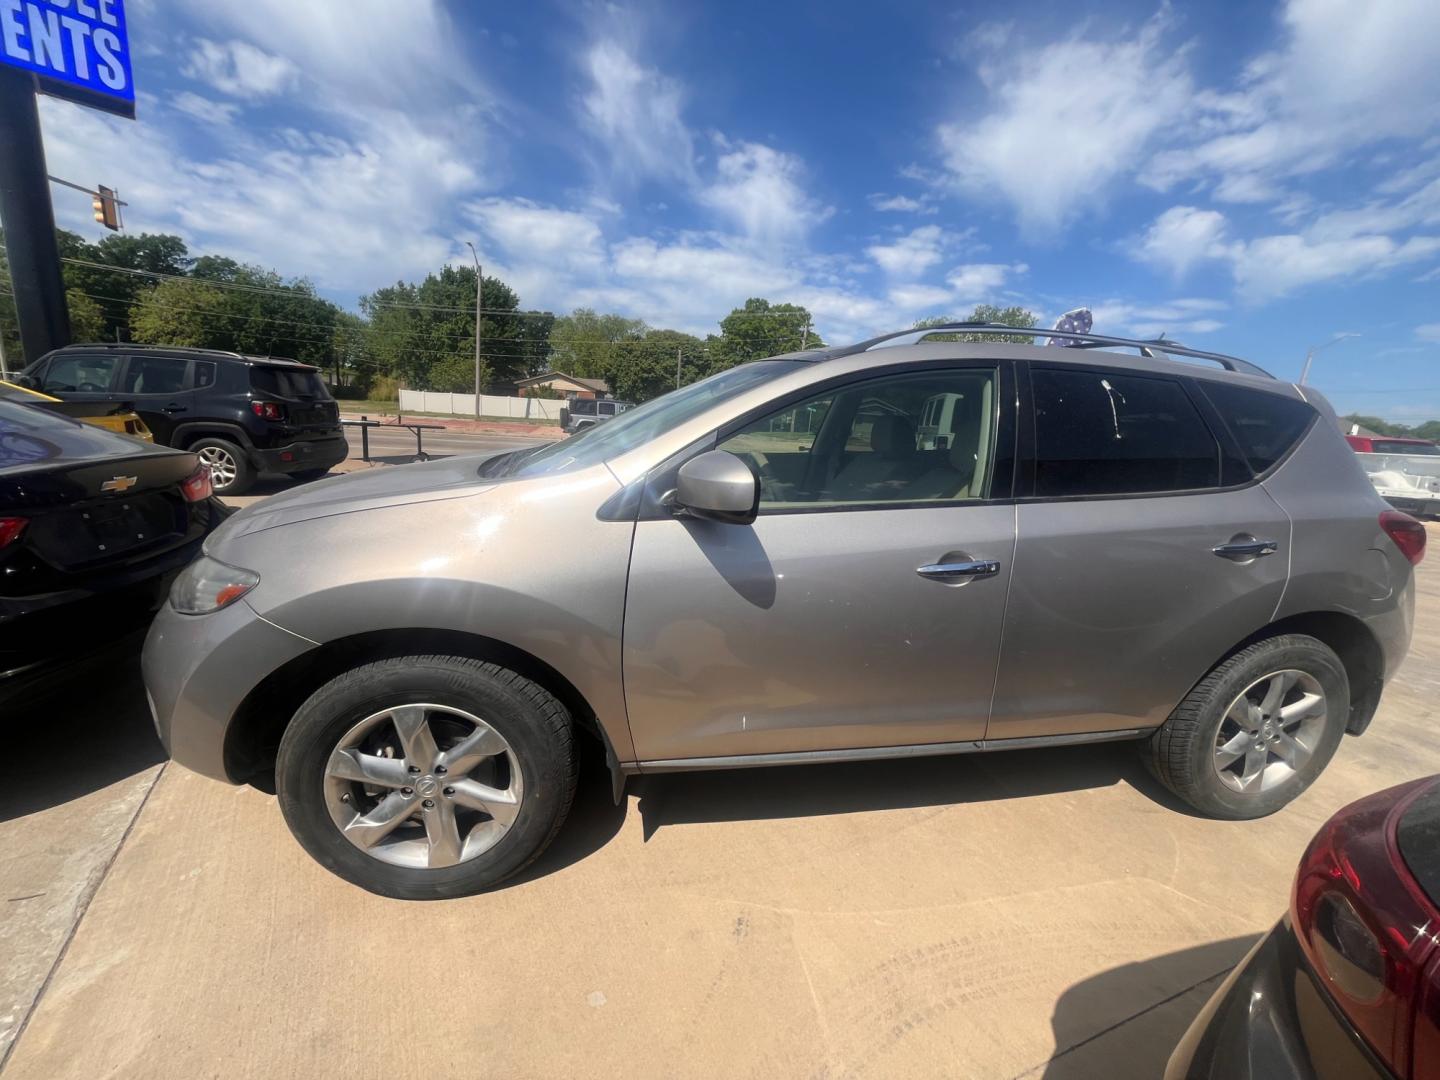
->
[170,555,260,615]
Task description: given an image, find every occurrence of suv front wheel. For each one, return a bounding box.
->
[1145,634,1349,819]
[275,655,578,899]
[190,436,255,496]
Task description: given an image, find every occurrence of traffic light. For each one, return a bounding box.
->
[92,184,119,230]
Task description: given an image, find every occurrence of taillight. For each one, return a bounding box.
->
[250,400,283,421]
[1292,779,1440,1076]
[180,464,212,503]
[0,517,26,548]
[1381,509,1427,565]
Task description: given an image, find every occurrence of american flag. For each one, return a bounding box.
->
[1048,307,1093,347]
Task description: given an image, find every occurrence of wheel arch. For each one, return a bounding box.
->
[173,421,256,452]
[223,627,616,788]
[1201,610,1384,736]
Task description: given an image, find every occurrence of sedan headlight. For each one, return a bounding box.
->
[170,555,260,615]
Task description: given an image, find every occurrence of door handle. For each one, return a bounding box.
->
[1212,539,1278,560]
[163,402,188,413]
[916,559,1001,581]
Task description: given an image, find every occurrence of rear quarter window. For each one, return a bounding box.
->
[1200,381,1316,474]
[250,366,331,399]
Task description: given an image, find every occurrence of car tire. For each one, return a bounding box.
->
[275,655,577,900]
[190,437,254,495]
[1144,634,1349,820]
[291,468,331,482]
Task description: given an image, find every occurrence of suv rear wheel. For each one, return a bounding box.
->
[190,436,254,496]
[1145,634,1349,819]
[275,655,578,900]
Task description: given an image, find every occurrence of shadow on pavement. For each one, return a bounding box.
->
[1035,936,1256,1079]
[0,639,164,822]
[503,737,628,888]
[634,738,1194,841]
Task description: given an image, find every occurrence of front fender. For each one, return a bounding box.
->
[221,467,639,762]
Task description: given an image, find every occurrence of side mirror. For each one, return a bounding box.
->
[670,450,759,525]
[10,374,38,390]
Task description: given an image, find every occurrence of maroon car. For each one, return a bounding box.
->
[1169,777,1440,1078]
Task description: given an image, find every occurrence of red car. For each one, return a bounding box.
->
[1169,777,1440,1079]
[1347,434,1440,456]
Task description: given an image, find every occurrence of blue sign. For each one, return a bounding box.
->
[0,0,134,118]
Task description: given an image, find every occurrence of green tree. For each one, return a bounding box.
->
[548,308,647,378]
[360,266,538,390]
[58,229,191,342]
[914,304,1039,343]
[605,328,705,402]
[709,298,823,372]
[1342,414,1410,437]
[130,279,233,347]
[190,258,339,365]
[66,288,106,342]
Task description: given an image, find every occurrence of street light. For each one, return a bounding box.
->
[465,241,482,417]
[1299,332,1360,385]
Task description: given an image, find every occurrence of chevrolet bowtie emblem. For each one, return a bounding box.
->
[100,475,139,494]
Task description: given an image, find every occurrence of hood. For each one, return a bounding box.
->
[216,454,498,541]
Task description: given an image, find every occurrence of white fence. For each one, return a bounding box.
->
[397,390,564,421]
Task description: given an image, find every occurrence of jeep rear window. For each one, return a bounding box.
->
[1201,382,1316,473]
[250,366,331,399]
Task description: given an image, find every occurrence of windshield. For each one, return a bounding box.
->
[1373,440,1440,455]
[497,361,805,478]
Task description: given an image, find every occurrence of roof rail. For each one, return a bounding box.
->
[798,322,1273,379]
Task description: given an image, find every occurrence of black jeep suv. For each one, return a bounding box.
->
[19,345,348,495]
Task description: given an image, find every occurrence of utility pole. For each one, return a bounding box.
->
[0,330,8,378]
[676,346,682,389]
[800,317,811,350]
[465,241,483,417]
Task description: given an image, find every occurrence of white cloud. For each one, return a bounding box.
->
[467,199,606,277]
[1136,206,1230,277]
[182,39,299,99]
[581,39,695,186]
[946,262,1026,297]
[699,140,832,249]
[1090,298,1228,339]
[1417,323,1440,343]
[1231,233,1440,299]
[888,284,954,310]
[867,225,952,276]
[171,91,239,126]
[869,193,936,214]
[1146,0,1440,202]
[937,13,1192,234]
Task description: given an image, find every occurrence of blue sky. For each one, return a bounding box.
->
[35,0,1440,419]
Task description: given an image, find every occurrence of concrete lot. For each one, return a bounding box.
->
[3,455,1438,1076]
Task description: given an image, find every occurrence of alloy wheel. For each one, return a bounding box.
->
[323,703,524,869]
[196,446,237,489]
[1212,669,1328,794]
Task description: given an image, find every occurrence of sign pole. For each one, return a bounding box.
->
[0,66,69,364]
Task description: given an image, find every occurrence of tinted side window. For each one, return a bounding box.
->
[42,353,120,393]
[122,355,190,395]
[1201,381,1316,474]
[1032,369,1219,497]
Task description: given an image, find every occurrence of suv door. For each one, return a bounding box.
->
[986,363,1291,741]
[36,351,122,406]
[116,353,194,444]
[622,363,1017,762]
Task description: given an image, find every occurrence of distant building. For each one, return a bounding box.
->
[514,372,611,400]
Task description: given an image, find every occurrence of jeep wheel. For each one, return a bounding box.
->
[1145,634,1349,820]
[191,437,254,495]
[275,655,578,899]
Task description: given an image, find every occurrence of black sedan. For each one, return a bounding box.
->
[0,397,225,706]
[1168,776,1440,1079]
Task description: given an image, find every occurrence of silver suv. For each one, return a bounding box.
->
[142,324,1423,899]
